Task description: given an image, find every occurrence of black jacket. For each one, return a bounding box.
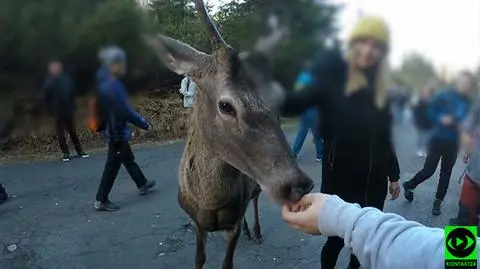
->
[413,99,433,130]
[44,74,76,117]
[282,49,400,207]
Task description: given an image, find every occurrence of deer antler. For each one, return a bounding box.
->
[193,0,228,50]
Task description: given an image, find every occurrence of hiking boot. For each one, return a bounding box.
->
[94,200,120,212]
[78,152,90,158]
[432,199,442,216]
[0,190,8,205]
[139,180,156,195]
[62,153,71,162]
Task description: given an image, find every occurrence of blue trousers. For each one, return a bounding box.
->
[292,108,323,159]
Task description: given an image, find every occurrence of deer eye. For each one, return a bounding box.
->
[218,101,236,116]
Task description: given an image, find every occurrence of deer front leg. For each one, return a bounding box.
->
[252,187,263,244]
[222,222,241,269]
[194,223,207,269]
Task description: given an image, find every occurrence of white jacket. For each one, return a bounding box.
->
[179,77,197,108]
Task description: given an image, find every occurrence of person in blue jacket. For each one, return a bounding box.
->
[403,71,473,215]
[291,63,323,161]
[94,46,156,211]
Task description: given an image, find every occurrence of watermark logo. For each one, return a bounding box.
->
[445,226,478,269]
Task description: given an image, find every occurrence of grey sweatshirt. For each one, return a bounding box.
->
[319,195,480,269]
[464,103,480,184]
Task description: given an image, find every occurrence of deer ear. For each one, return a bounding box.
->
[143,34,209,75]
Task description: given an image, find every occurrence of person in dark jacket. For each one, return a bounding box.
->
[44,60,89,162]
[403,71,472,216]
[94,46,156,212]
[280,16,400,269]
[413,86,434,157]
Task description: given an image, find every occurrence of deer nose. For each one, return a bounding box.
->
[285,176,314,203]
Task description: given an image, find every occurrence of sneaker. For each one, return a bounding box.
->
[432,199,442,216]
[315,157,322,162]
[62,153,71,162]
[78,152,90,158]
[94,200,120,211]
[0,191,8,204]
[402,182,414,202]
[139,180,156,195]
[416,150,423,157]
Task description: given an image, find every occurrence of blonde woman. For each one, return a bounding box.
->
[281,16,400,269]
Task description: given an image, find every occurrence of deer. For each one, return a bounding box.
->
[144,1,314,268]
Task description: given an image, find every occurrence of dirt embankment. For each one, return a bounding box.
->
[0,90,188,159]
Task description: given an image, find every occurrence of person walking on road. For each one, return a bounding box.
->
[413,85,434,157]
[44,60,89,162]
[450,99,480,227]
[280,16,401,269]
[94,46,156,212]
[179,76,197,113]
[403,71,473,216]
[291,67,323,161]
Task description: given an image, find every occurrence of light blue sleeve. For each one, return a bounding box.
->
[318,195,479,269]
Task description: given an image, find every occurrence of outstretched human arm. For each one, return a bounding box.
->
[319,195,449,269]
[282,193,477,269]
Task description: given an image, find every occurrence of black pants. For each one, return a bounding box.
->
[320,193,385,269]
[96,141,147,203]
[321,152,388,269]
[405,137,458,201]
[55,115,83,154]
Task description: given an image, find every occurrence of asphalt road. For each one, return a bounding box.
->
[0,120,466,269]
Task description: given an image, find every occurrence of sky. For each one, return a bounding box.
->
[207,0,480,74]
[330,0,480,73]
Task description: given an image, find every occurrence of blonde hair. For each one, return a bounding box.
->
[344,48,388,109]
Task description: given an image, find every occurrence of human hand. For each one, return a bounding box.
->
[389,181,400,200]
[440,115,453,126]
[281,193,329,235]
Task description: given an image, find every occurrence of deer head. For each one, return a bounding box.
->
[144,0,313,204]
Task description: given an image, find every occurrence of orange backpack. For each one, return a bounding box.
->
[87,96,106,133]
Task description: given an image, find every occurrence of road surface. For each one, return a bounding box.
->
[0,121,466,269]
